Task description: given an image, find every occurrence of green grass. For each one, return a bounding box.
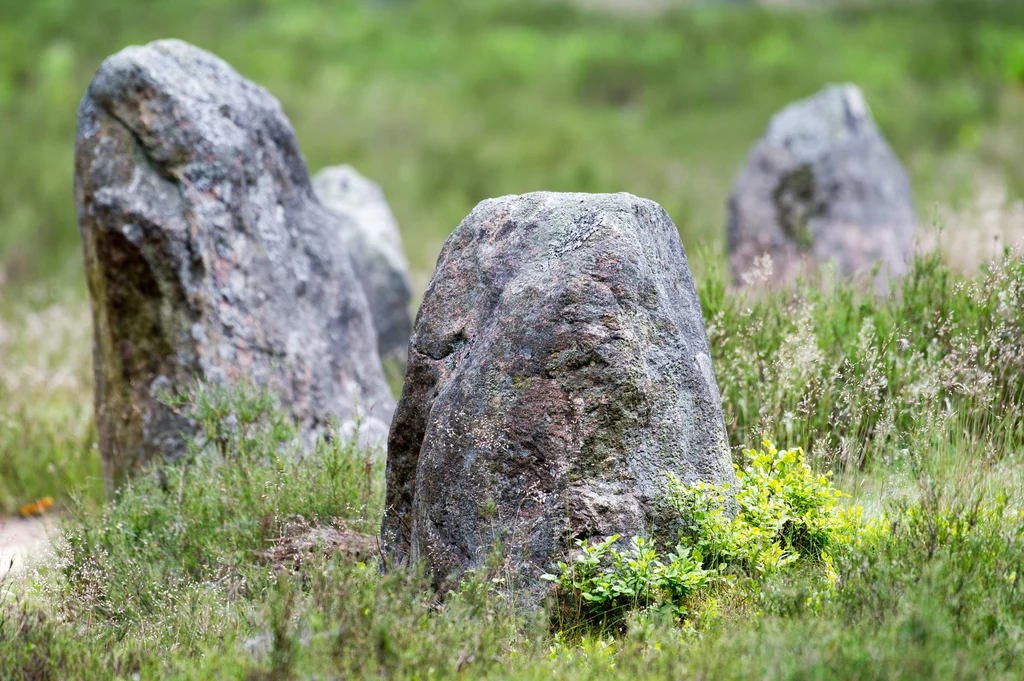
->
[2,356,1022,679]
[2,247,1022,679]
[701,247,1024,468]
[2,0,1024,677]
[3,0,1024,511]
[2,0,1024,289]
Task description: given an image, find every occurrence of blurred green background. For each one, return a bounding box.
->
[2,0,1024,511]
[2,0,1024,295]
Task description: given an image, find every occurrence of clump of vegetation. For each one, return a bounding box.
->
[701,247,1024,470]
[546,442,875,632]
[544,535,712,631]
[671,441,871,573]
[53,381,381,635]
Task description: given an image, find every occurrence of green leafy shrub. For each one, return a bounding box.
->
[670,441,876,575]
[547,441,874,632]
[544,534,711,631]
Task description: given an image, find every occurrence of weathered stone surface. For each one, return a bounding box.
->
[728,84,917,288]
[312,165,412,368]
[74,39,395,488]
[381,192,735,600]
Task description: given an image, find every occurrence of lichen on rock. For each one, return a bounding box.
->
[381,192,735,604]
[728,83,918,289]
[75,40,395,488]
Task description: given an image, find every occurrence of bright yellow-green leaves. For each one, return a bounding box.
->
[547,440,878,630]
[668,440,877,578]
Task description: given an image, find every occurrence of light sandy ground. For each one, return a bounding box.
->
[0,515,55,581]
[571,0,675,12]
[570,0,825,13]
[922,179,1024,273]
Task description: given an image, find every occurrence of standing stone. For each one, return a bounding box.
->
[728,84,917,288]
[74,40,395,488]
[312,165,413,369]
[381,192,735,600]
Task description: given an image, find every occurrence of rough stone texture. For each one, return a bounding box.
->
[728,84,917,288]
[312,165,412,368]
[74,39,395,488]
[381,192,735,600]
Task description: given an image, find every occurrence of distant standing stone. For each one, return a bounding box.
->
[312,165,413,368]
[728,84,917,288]
[75,40,395,488]
[381,192,736,602]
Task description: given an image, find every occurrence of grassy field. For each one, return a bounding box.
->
[1,249,1022,679]
[3,0,1024,511]
[2,0,1024,288]
[1,0,1024,678]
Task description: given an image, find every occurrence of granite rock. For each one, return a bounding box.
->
[728,84,917,288]
[75,39,395,487]
[381,192,735,602]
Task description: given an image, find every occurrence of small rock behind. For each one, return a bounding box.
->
[313,165,413,372]
[728,83,917,289]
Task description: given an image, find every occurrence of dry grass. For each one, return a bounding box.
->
[921,177,1024,273]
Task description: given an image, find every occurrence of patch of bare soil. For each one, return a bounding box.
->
[263,518,378,571]
[0,515,54,581]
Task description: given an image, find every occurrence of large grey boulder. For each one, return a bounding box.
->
[312,165,412,369]
[728,84,917,288]
[381,192,735,600]
[74,40,395,488]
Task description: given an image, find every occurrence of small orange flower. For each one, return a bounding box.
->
[19,496,54,517]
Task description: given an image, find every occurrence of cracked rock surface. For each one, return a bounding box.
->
[381,192,735,602]
[75,39,394,488]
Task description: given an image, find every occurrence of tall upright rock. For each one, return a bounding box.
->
[381,192,736,600]
[312,165,413,369]
[74,40,395,488]
[728,84,917,288]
